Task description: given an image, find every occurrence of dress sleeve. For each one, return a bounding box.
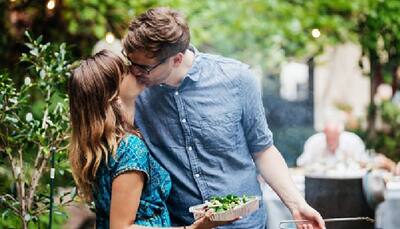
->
[110,135,150,181]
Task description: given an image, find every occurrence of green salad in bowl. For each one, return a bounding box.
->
[189,194,260,221]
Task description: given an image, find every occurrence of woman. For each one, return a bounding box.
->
[68,50,231,229]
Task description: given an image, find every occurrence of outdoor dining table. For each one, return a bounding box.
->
[260,168,374,229]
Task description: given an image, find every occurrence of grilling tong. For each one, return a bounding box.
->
[279,217,375,229]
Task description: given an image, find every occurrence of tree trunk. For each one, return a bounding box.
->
[367,51,382,139]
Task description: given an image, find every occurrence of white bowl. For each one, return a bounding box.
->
[189,196,260,221]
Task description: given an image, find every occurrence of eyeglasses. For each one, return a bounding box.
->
[121,50,168,75]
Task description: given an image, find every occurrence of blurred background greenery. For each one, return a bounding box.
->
[2,0,397,74]
[1,0,400,227]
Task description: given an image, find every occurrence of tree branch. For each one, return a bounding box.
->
[27,153,49,211]
[0,194,20,214]
[14,148,27,228]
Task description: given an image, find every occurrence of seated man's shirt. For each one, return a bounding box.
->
[297,131,366,167]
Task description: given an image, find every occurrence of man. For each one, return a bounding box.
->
[123,7,325,229]
[297,122,367,167]
[298,122,400,175]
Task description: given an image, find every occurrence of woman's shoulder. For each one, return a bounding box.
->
[110,134,150,179]
[115,134,149,161]
[119,133,147,149]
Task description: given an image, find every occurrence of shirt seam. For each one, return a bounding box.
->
[112,166,150,181]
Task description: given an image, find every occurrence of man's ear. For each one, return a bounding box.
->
[172,53,184,66]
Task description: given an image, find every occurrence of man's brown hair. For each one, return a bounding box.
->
[123,7,190,61]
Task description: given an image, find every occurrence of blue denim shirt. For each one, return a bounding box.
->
[135,48,273,229]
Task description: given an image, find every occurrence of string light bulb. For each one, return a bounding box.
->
[311,28,321,38]
[105,32,115,44]
[47,0,56,10]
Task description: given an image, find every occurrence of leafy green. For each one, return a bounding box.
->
[207,194,253,213]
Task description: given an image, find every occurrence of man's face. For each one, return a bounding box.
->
[125,50,173,86]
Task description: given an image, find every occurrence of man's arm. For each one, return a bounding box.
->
[253,145,326,229]
[254,145,303,210]
[237,66,324,228]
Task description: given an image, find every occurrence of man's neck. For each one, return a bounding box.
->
[165,49,195,87]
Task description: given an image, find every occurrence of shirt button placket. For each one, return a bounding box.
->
[174,89,207,199]
[187,147,200,178]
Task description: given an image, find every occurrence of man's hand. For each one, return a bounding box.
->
[253,146,325,229]
[374,153,396,172]
[291,202,325,229]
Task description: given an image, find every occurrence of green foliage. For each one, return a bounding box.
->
[365,101,400,162]
[355,1,400,159]
[2,0,391,72]
[0,32,73,228]
[62,0,150,38]
[356,0,400,91]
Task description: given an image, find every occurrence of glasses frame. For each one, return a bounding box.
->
[121,50,169,75]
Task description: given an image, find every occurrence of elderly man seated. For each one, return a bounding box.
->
[297,122,367,167]
[297,122,397,172]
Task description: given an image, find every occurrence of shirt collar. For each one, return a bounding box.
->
[185,45,201,82]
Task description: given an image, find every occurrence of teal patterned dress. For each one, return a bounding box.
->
[93,134,172,228]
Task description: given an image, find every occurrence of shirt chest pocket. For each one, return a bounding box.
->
[197,110,241,150]
[145,117,186,148]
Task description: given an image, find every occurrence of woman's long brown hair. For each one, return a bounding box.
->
[68,50,139,201]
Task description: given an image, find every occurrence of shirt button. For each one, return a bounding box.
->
[175,91,179,96]
[188,146,192,151]
[195,174,200,178]
[182,118,186,123]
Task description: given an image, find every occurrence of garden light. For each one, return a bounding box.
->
[47,0,56,10]
[311,28,321,38]
[105,32,115,44]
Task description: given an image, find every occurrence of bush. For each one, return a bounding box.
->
[0,32,73,228]
[367,101,400,162]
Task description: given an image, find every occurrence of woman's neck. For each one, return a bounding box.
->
[120,98,135,126]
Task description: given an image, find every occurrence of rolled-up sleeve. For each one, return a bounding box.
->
[240,67,273,154]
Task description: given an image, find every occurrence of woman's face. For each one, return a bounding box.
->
[119,72,145,102]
